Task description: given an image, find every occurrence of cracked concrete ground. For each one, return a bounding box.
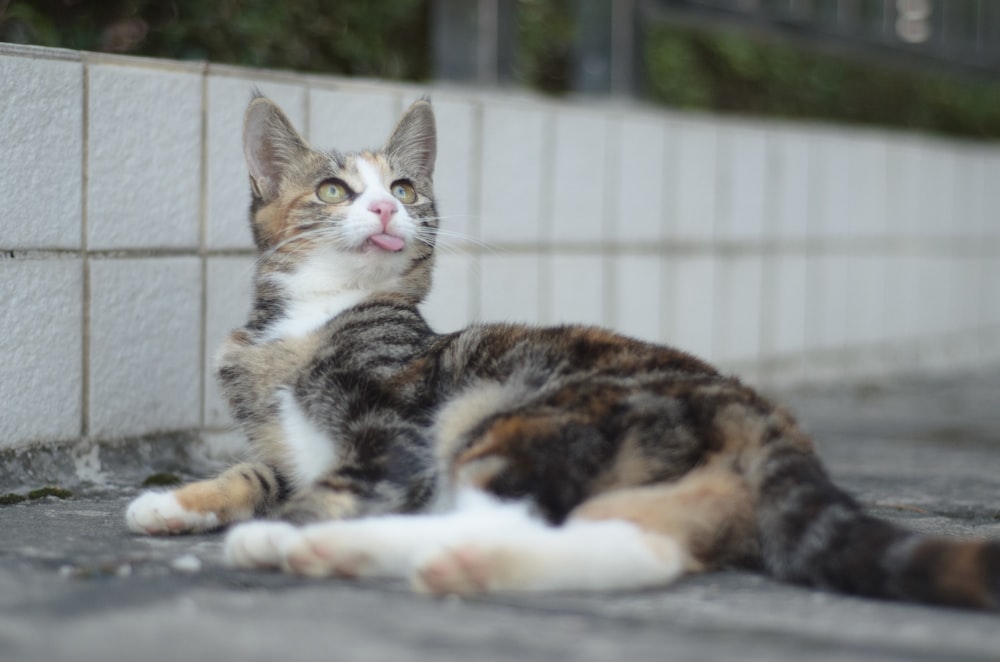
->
[2,367,999,661]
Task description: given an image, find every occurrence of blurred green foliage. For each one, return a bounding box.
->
[0,0,429,79]
[644,25,1000,139]
[3,0,999,138]
[516,0,576,93]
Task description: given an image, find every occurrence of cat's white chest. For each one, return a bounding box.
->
[267,290,368,340]
[263,251,371,340]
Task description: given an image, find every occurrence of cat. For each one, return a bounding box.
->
[126,93,1000,608]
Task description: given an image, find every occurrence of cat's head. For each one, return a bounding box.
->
[242,94,438,305]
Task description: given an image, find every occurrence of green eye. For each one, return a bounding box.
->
[391,180,417,204]
[317,179,351,203]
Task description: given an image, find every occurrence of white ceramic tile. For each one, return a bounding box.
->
[808,131,854,238]
[716,125,766,242]
[845,255,885,346]
[948,257,975,336]
[206,75,307,250]
[87,64,201,250]
[613,255,664,344]
[612,116,667,243]
[847,135,889,238]
[89,257,201,438]
[713,255,763,363]
[546,254,605,326]
[309,87,400,152]
[922,144,956,238]
[431,98,477,243]
[0,258,82,446]
[952,150,986,238]
[204,256,256,429]
[670,255,717,362]
[916,256,952,338]
[882,255,922,341]
[550,110,608,244]
[984,153,1000,238]
[479,253,541,323]
[885,138,934,237]
[421,252,476,333]
[768,128,810,240]
[932,257,956,338]
[670,119,716,241]
[983,257,1000,328]
[0,56,82,249]
[763,255,807,358]
[479,105,549,244]
[805,255,849,351]
[953,257,980,333]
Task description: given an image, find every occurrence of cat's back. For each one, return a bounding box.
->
[433,321,719,385]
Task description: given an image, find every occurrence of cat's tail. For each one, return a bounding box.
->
[746,418,1000,610]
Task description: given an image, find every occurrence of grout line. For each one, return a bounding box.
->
[803,129,823,357]
[758,129,781,378]
[467,101,484,321]
[710,125,729,364]
[80,61,90,439]
[659,119,678,345]
[602,113,622,330]
[198,69,209,429]
[2,236,998,261]
[537,110,556,324]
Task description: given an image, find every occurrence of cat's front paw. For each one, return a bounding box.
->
[225,521,301,569]
[125,491,220,535]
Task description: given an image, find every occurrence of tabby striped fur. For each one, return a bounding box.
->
[126,94,1000,609]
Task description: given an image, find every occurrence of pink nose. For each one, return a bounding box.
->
[368,200,397,229]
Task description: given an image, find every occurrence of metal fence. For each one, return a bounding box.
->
[432,0,1000,96]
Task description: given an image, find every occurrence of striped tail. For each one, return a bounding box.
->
[751,441,1000,609]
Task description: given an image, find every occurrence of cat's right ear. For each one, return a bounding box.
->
[243,95,309,201]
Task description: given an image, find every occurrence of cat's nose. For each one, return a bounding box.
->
[368,200,397,228]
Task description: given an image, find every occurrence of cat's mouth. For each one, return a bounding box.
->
[364,233,406,253]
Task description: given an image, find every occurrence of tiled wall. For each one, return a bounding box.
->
[2,43,998,453]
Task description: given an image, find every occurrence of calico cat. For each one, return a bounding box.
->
[126,94,1000,608]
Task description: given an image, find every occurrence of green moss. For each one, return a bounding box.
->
[27,486,72,500]
[0,486,72,505]
[142,472,182,487]
[0,493,28,505]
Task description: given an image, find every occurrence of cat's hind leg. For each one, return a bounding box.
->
[414,467,757,596]
[413,517,685,596]
[570,466,760,574]
[252,489,687,595]
[126,462,285,535]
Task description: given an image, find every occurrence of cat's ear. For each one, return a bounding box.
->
[383,99,436,179]
[243,95,309,200]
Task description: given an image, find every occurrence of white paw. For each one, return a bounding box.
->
[413,543,500,596]
[225,521,301,569]
[125,491,220,535]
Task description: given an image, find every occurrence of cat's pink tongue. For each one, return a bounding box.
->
[369,233,405,252]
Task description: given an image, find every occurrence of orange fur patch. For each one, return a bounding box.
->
[572,468,758,571]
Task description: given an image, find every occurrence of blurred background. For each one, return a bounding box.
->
[2,0,999,139]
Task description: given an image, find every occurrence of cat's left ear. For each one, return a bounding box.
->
[243,94,310,201]
[383,99,436,180]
